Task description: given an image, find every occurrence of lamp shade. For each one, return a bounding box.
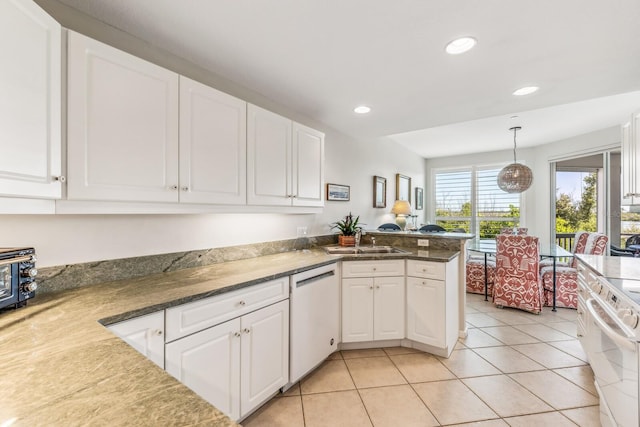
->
[497,163,533,193]
[497,126,533,193]
[391,200,412,215]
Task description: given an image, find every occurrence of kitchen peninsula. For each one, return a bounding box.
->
[1,238,464,426]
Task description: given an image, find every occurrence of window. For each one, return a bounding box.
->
[433,166,521,237]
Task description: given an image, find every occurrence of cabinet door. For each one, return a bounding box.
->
[622,111,640,205]
[240,300,289,417]
[622,118,635,205]
[108,312,165,369]
[179,76,247,205]
[292,122,324,207]
[374,277,405,340]
[165,318,241,421]
[0,0,61,199]
[406,277,445,347]
[342,277,374,342]
[67,31,179,202]
[247,104,292,206]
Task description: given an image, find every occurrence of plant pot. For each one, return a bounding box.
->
[338,235,356,247]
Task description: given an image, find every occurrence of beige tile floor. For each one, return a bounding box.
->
[242,293,600,426]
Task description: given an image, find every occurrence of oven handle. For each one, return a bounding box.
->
[586,298,637,352]
[0,255,33,267]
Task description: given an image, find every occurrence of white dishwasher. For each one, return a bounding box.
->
[289,262,340,385]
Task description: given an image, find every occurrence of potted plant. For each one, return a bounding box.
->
[331,212,363,246]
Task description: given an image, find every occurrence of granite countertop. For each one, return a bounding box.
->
[0,246,458,426]
[577,254,640,279]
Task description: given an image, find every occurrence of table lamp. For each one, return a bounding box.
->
[391,200,412,230]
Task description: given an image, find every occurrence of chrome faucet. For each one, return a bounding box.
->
[355,229,365,247]
[371,237,376,247]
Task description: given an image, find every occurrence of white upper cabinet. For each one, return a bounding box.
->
[0,0,62,199]
[179,76,247,205]
[63,30,323,212]
[247,105,292,206]
[66,30,180,202]
[247,104,324,207]
[622,111,640,205]
[292,122,324,207]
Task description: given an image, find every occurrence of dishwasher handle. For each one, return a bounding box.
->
[295,270,335,288]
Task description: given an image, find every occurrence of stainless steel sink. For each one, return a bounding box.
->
[358,246,408,254]
[324,246,408,255]
[323,247,360,254]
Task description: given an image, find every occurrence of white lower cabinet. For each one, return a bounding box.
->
[165,299,289,421]
[406,277,445,346]
[406,259,459,356]
[341,260,405,343]
[107,311,165,369]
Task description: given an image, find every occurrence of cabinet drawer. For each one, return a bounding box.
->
[406,260,445,280]
[341,260,405,278]
[165,277,288,342]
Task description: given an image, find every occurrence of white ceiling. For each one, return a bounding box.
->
[55,0,640,158]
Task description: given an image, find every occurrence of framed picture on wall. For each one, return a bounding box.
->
[373,176,386,208]
[396,173,411,203]
[415,187,424,210]
[326,183,350,201]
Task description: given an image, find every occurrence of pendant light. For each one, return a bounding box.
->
[497,126,533,193]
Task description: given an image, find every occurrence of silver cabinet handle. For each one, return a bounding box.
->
[169,185,178,190]
[243,328,251,334]
[181,186,189,191]
[154,329,163,336]
[239,300,246,306]
[234,332,241,337]
[53,175,66,183]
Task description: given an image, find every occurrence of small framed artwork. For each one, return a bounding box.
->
[396,173,411,203]
[373,176,386,208]
[415,187,424,210]
[326,183,350,201]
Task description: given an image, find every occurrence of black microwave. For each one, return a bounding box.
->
[0,248,37,310]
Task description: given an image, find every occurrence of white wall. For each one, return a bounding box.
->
[425,127,621,244]
[3,1,425,267]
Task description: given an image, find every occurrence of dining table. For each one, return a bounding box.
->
[467,239,573,311]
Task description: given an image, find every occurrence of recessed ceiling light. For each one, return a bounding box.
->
[445,37,477,55]
[513,86,539,96]
[354,105,371,114]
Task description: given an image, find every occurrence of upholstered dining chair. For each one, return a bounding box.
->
[378,223,401,231]
[465,255,496,296]
[493,234,543,314]
[539,230,588,272]
[541,232,608,309]
[419,224,446,232]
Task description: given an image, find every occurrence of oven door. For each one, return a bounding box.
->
[586,297,639,427]
[0,262,18,308]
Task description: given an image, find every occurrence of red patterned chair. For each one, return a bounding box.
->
[466,256,496,295]
[493,234,543,314]
[539,231,588,273]
[541,232,608,309]
[500,227,528,235]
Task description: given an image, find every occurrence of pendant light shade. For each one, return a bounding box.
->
[497,126,533,193]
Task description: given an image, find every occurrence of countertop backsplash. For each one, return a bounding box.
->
[37,234,335,294]
[37,231,471,294]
